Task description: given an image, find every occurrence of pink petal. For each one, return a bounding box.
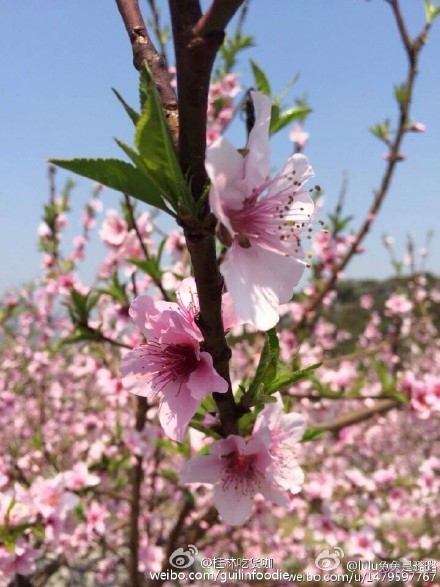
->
[259,478,289,507]
[188,352,228,399]
[206,138,245,235]
[270,153,314,197]
[180,454,223,484]
[221,243,305,331]
[244,91,272,188]
[158,390,200,443]
[119,348,156,398]
[213,483,254,525]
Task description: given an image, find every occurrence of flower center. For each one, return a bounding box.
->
[221,451,263,495]
[227,174,312,255]
[139,340,198,394]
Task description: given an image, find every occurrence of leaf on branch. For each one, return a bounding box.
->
[242,329,280,408]
[250,59,271,96]
[302,428,327,442]
[265,362,322,394]
[112,88,139,125]
[136,66,193,214]
[424,0,440,23]
[270,104,312,136]
[49,157,172,214]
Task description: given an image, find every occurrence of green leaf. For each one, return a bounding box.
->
[128,258,162,282]
[394,83,409,105]
[243,329,280,408]
[265,362,322,394]
[112,88,139,125]
[270,105,312,135]
[374,361,394,393]
[50,157,171,214]
[135,66,189,211]
[424,0,440,23]
[302,428,326,442]
[249,59,271,96]
[62,326,102,345]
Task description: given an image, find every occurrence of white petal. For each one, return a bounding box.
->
[244,91,272,187]
[221,243,305,331]
[213,483,254,525]
[206,138,245,234]
[158,391,200,443]
[180,454,223,484]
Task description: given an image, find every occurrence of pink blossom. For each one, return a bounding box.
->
[206,91,315,330]
[409,122,426,132]
[385,293,413,315]
[86,501,109,536]
[64,462,100,491]
[99,209,128,247]
[253,399,306,492]
[31,474,79,519]
[180,400,305,524]
[289,124,309,149]
[120,280,230,442]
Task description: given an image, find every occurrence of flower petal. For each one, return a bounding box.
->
[221,243,305,330]
[188,352,228,400]
[244,91,272,187]
[158,390,200,443]
[179,454,223,484]
[213,483,254,525]
[119,348,156,399]
[206,138,245,234]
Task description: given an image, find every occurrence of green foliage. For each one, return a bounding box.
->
[248,59,311,136]
[269,103,311,136]
[50,158,172,214]
[424,0,440,23]
[218,31,254,74]
[302,428,327,442]
[369,119,390,141]
[394,83,409,105]
[241,329,320,409]
[250,59,271,95]
[51,65,193,218]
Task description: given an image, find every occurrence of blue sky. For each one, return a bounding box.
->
[1,0,439,292]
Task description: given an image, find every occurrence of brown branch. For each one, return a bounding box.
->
[146,0,170,70]
[115,0,178,143]
[169,0,243,436]
[123,193,171,301]
[193,0,246,37]
[128,396,149,587]
[293,2,427,333]
[311,398,400,433]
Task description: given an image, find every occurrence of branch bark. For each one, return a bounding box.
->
[168,0,245,436]
[311,398,400,434]
[115,0,178,143]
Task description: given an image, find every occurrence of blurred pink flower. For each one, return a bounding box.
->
[206,91,315,330]
[289,124,309,149]
[99,209,128,247]
[385,293,413,315]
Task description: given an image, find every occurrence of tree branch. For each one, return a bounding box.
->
[128,397,149,587]
[293,3,426,333]
[168,0,243,436]
[311,398,400,433]
[193,0,246,37]
[115,0,178,143]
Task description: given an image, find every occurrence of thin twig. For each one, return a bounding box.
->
[293,2,429,333]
